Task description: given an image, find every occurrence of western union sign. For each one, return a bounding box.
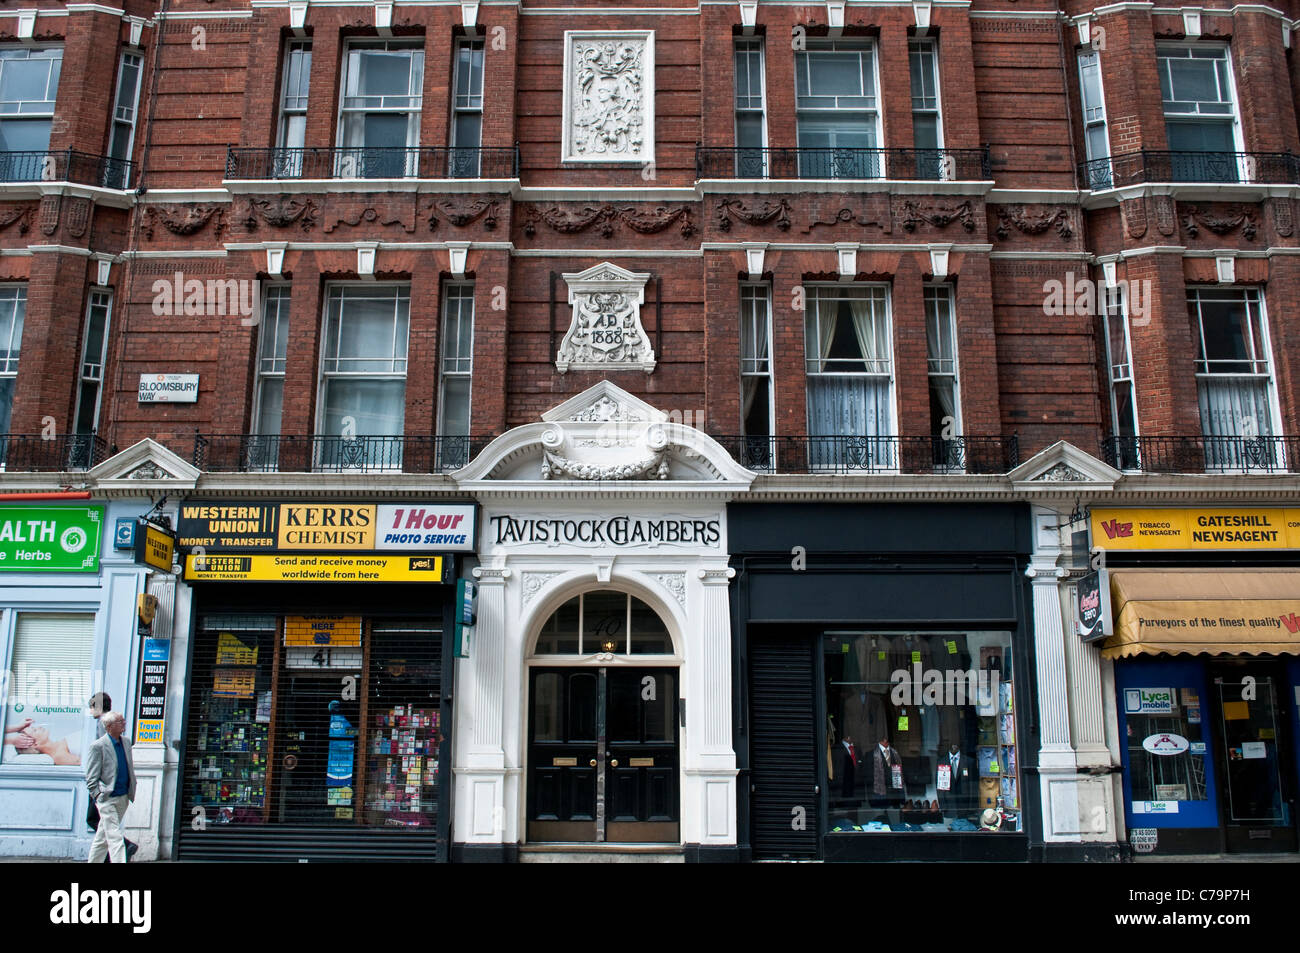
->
[1091,507,1300,551]
[183,553,446,583]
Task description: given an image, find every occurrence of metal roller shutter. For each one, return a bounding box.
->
[178,613,443,862]
[748,638,819,859]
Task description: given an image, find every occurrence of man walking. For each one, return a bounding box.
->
[84,711,136,863]
[86,694,138,861]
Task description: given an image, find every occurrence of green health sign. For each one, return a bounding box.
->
[0,506,103,572]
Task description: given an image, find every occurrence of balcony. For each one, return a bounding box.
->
[225,146,520,181]
[710,435,1019,475]
[0,150,135,190]
[695,145,992,181]
[0,434,108,472]
[193,434,494,474]
[1078,150,1300,191]
[1102,435,1300,474]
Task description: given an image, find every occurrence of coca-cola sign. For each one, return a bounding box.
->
[1077,569,1111,643]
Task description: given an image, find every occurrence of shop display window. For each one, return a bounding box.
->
[185,614,442,830]
[823,631,1020,833]
[1123,685,1210,813]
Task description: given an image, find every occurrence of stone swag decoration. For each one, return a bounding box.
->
[994,205,1073,241]
[715,198,793,232]
[143,204,226,240]
[1182,203,1257,241]
[243,196,319,232]
[522,204,693,238]
[556,263,655,374]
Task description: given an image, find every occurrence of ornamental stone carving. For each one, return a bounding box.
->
[557,262,655,374]
[655,572,687,609]
[562,31,654,164]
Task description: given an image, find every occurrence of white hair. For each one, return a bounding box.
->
[101,711,126,728]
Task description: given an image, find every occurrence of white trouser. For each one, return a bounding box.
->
[88,794,130,863]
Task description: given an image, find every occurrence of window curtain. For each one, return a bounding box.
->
[849,298,885,370]
[815,301,835,372]
[1198,378,1274,469]
[808,377,893,468]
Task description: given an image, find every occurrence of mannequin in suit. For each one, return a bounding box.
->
[937,743,975,815]
[869,736,903,807]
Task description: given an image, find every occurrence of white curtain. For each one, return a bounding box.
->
[849,298,885,370]
[815,301,836,372]
[808,378,893,467]
[1198,378,1274,468]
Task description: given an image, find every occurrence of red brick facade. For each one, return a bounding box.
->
[4,0,1300,472]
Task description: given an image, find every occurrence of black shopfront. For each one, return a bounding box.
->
[730,502,1039,862]
[172,500,474,862]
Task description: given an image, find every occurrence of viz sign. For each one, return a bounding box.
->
[138,373,199,403]
[1124,687,1175,715]
[1142,732,1190,756]
[0,506,102,572]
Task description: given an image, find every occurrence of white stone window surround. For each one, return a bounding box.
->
[561,30,656,166]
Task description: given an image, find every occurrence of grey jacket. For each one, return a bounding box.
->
[85,732,137,803]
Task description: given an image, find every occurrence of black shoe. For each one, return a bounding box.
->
[125,840,139,862]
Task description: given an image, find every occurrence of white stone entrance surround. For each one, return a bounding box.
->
[451,382,753,850]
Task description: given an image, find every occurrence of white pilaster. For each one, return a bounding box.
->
[684,565,738,846]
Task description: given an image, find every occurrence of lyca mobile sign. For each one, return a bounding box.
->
[1092,507,1300,551]
[0,506,102,572]
[178,502,475,552]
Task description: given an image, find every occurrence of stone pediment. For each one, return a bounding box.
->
[1008,440,1120,493]
[456,381,753,486]
[87,438,201,491]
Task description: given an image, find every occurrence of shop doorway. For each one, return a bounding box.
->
[1208,660,1298,853]
[526,666,680,843]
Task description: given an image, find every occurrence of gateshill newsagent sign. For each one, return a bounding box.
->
[1092,507,1300,550]
[0,506,102,572]
[178,501,473,583]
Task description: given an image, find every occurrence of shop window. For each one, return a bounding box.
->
[183,614,442,829]
[1188,287,1278,470]
[2,613,96,766]
[822,632,1021,833]
[0,47,61,181]
[803,285,895,468]
[1158,45,1239,182]
[336,40,424,178]
[734,38,767,177]
[275,40,312,176]
[795,41,881,178]
[0,285,24,436]
[534,592,672,656]
[317,284,410,469]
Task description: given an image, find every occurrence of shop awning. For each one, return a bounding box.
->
[1101,569,1300,659]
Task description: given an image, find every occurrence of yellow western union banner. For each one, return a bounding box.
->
[184,553,444,583]
[1091,507,1300,551]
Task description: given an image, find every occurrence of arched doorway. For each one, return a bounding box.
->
[526,589,680,843]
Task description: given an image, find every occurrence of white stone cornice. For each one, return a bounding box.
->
[696,178,994,196]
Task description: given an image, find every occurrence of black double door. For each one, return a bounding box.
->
[527,666,680,843]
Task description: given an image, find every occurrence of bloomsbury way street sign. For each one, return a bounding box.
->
[0,506,103,572]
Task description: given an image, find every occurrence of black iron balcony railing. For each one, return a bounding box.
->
[0,433,108,472]
[710,434,1019,475]
[1102,435,1300,473]
[695,145,992,181]
[0,150,135,189]
[1078,150,1300,190]
[225,145,520,180]
[193,434,495,474]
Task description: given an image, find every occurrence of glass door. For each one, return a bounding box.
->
[1211,663,1297,852]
